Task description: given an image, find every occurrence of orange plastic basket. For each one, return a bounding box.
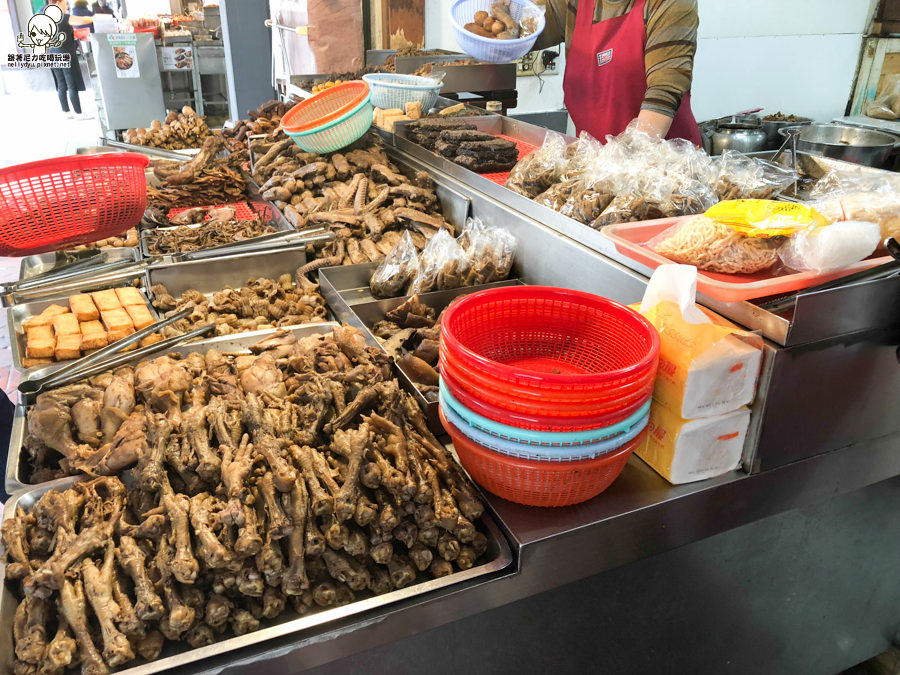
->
[0,153,149,256]
[442,407,643,508]
[281,81,370,133]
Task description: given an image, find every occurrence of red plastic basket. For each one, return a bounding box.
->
[442,369,651,432]
[281,81,370,133]
[439,342,657,405]
[442,407,642,507]
[440,286,660,393]
[0,153,149,256]
[441,369,653,432]
[440,351,654,416]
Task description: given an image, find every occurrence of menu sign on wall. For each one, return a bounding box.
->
[161,46,194,71]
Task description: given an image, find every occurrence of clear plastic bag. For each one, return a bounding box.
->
[808,174,900,245]
[518,3,545,37]
[505,130,569,198]
[865,74,900,120]
[370,230,420,298]
[778,220,882,273]
[712,150,797,201]
[409,229,470,295]
[650,215,783,274]
[459,218,518,284]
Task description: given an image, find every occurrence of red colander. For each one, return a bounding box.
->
[0,153,149,256]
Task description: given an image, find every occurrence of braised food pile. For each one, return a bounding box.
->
[124,107,211,150]
[464,4,527,39]
[372,295,443,402]
[144,217,276,256]
[405,119,519,173]
[7,325,488,672]
[148,136,248,209]
[150,268,328,337]
[69,229,139,252]
[251,134,454,268]
[223,100,298,151]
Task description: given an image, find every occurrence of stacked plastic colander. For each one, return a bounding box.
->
[438,286,660,507]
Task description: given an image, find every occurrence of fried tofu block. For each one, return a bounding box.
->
[80,328,109,350]
[26,325,56,358]
[22,304,69,329]
[124,303,154,330]
[91,289,122,312]
[107,326,135,343]
[52,313,81,336]
[22,357,53,368]
[101,308,133,333]
[69,294,100,322]
[115,286,146,307]
[80,320,105,336]
[54,334,82,361]
[139,333,164,348]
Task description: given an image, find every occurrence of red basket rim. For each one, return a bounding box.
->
[281,81,369,132]
[442,406,643,471]
[0,152,150,178]
[442,369,650,430]
[439,343,657,403]
[440,355,653,413]
[440,286,661,387]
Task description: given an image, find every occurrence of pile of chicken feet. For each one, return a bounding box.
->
[6,322,486,674]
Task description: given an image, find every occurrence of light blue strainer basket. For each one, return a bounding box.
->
[450,0,545,64]
[362,73,442,112]
[440,389,650,463]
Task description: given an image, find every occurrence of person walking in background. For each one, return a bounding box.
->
[44,0,93,118]
[91,0,115,15]
[70,0,94,32]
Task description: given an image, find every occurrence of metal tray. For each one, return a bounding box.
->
[144,247,309,299]
[8,276,160,375]
[319,262,522,431]
[0,471,512,675]
[19,247,140,281]
[139,178,293,258]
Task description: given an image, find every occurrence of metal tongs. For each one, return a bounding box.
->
[759,237,900,315]
[0,251,137,300]
[771,126,802,194]
[18,307,215,396]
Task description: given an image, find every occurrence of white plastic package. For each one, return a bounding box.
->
[778,220,882,273]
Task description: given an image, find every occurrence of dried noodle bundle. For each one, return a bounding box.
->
[653,216,781,274]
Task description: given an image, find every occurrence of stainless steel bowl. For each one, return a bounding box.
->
[780,123,900,167]
[760,116,812,150]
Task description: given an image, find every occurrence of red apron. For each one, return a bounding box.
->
[563,0,701,144]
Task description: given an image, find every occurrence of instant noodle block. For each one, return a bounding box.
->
[636,401,749,484]
[636,265,762,418]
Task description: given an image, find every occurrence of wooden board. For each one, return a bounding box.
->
[369,0,424,50]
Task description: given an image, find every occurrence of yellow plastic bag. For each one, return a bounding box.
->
[635,265,763,418]
[705,199,829,238]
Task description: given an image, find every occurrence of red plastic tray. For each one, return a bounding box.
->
[167,202,257,221]
[480,135,537,185]
[601,216,893,303]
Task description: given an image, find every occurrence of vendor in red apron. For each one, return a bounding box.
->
[563,0,701,144]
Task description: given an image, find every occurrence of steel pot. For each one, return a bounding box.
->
[779,123,900,167]
[760,116,812,150]
[711,121,768,155]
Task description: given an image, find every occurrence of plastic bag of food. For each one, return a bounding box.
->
[505,130,568,198]
[808,175,900,245]
[778,220,882,273]
[459,218,518,284]
[409,229,470,295]
[650,215,784,274]
[865,74,900,120]
[370,230,420,298]
[518,3,545,37]
[712,150,797,201]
